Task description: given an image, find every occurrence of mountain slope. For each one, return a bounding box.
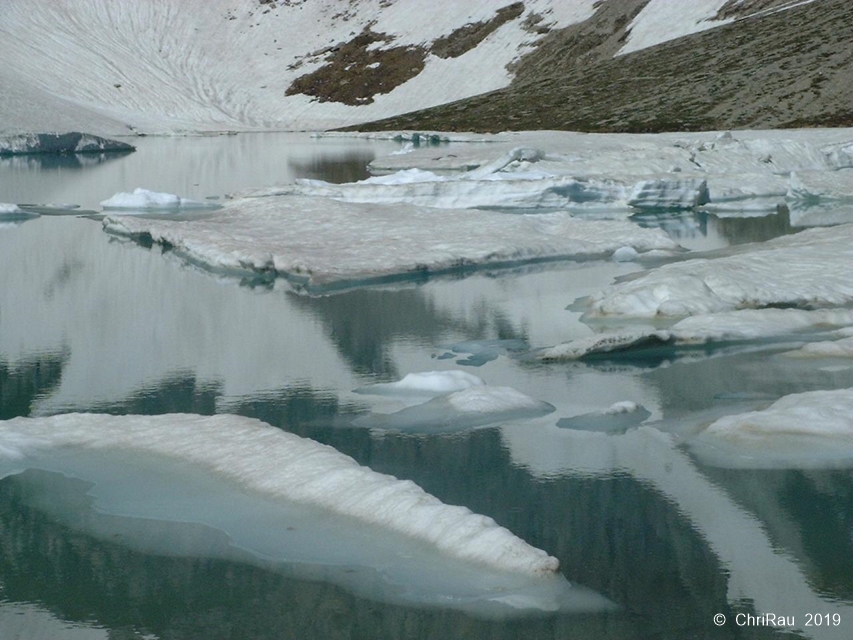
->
[355,0,853,132]
[0,0,847,134]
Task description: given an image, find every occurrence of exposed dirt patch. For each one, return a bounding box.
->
[286,28,426,106]
[346,0,853,133]
[508,0,651,76]
[430,2,525,59]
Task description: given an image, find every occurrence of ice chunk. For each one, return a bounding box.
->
[0,203,39,221]
[787,170,853,202]
[612,246,639,262]
[100,188,212,211]
[691,389,853,468]
[783,336,853,358]
[584,224,853,317]
[627,178,709,210]
[556,401,651,434]
[0,413,560,578]
[354,386,555,433]
[539,308,853,361]
[354,370,485,397]
[103,195,679,292]
[0,132,134,156]
[446,338,529,366]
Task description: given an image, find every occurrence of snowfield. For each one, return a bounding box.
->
[0,0,827,135]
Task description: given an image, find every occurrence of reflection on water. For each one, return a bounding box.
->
[1,136,853,639]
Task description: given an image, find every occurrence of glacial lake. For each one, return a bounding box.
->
[1,133,852,639]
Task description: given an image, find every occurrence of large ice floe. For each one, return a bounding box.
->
[0,413,610,615]
[103,194,678,292]
[689,389,853,469]
[538,308,853,361]
[581,224,853,318]
[247,147,709,211]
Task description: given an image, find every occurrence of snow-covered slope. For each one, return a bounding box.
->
[0,0,833,134]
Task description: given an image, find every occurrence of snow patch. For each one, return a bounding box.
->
[100,188,213,211]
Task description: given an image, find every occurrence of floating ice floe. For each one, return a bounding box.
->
[556,401,651,434]
[690,388,853,468]
[538,308,853,361]
[353,386,555,433]
[101,188,213,211]
[0,203,39,221]
[244,145,711,212]
[583,223,853,318]
[787,170,853,203]
[354,370,485,398]
[0,413,611,615]
[103,195,679,292]
[0,132,135,156]
[783,336,853,359]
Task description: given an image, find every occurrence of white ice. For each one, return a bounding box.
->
[783,336,853,359]
[100,188,212,211]
[690,388,853,468]
[0,203,23,214]
[354,386,555,433]
[0,414,564,581]
[103,195,679,291]
[539,308,853,360]
[583,224,853,318]
[354,370,485,398]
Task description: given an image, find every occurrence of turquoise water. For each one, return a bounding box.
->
[1,134,851,639]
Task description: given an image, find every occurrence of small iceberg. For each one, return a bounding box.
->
[556,402,651,434]
[0,203,39,221]
[354,370,485,398]
[354,386,555,433]
[101,188,214,211]
[690,388,853,468]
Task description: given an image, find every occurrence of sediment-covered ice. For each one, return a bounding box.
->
[539,308,853,361]
[691,388,853,468]
[103,195,679,291]
[0,413,559,577]
[100,188,212,211]
[583,224,853,317]
[354,386,555,433]
[627,178,709,210]
[354,370,485,398]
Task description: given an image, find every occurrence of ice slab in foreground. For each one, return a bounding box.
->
[690,388,853,469]
[538,308,853,361]
[101,188,213,211]
[583,223,853,318]
[353,386,555,433]
[354,370,485,398]
[0,413,611,615]
[103,195,678,292]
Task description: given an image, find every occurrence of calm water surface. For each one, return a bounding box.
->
[1,134,851,639]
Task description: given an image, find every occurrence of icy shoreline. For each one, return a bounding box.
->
[0,132,135,156]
